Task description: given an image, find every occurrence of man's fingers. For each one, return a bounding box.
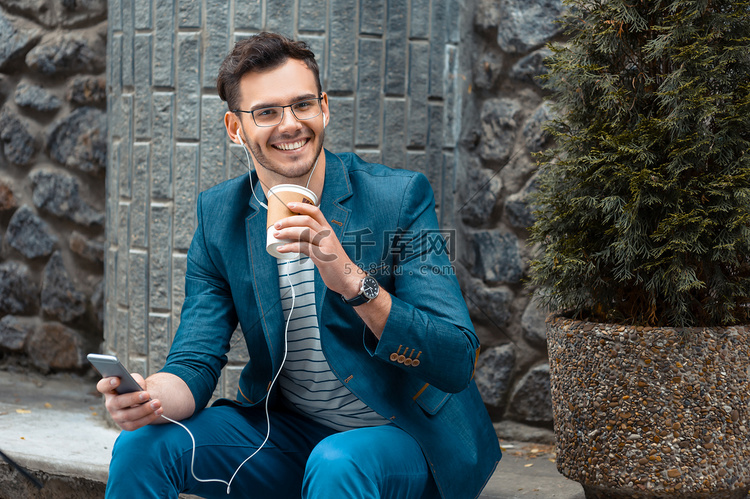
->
[274,214,320,232]
[105,390,150,411]
[287,201,322,219]
[115,407,162,432]
[109,397,163,431]
[96,376,119,394]
[96,373,146,395]
[274,226,313,243]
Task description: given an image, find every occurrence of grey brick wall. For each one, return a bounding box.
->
[105,0,464,401]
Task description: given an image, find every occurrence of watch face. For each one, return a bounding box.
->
[362,276,379,300]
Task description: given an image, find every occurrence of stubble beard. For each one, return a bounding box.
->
[246,129,325,183]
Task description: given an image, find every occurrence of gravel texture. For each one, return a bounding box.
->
[547,315,750,498]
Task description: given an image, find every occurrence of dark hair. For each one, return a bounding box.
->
[216,32,321,111]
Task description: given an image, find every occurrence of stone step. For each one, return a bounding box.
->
[0,369,584,499]
[0,370,114,498]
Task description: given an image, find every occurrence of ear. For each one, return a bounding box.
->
[320,92,330,127]
[224,111,244,145]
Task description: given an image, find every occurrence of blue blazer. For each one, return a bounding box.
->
[162,150,501,499]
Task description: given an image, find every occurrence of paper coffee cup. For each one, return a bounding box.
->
[265,184,318,259]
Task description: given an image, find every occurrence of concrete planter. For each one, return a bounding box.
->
[546,315,750,498]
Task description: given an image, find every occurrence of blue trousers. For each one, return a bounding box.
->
[106,404,439,498]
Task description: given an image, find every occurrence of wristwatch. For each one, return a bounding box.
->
[341,275,379,306]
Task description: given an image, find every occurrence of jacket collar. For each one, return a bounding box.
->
[245,149,354,212]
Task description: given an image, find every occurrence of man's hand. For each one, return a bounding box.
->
[273,202,365,298]
[96,373,163,431]
[273,202,392,338]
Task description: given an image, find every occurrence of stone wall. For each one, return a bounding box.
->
[0,1,108,371]
[0,0,566,433]
[461,0,564,429]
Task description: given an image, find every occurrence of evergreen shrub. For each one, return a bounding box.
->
[529,0,750,327]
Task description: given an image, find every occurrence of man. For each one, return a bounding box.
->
[98,32,501,499]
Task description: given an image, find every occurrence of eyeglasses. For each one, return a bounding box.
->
[232,96,323,127]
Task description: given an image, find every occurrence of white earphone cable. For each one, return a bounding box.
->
[160,260,295,494]
[238,132,269,210]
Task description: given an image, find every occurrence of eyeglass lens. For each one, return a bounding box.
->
[254,99,321,127]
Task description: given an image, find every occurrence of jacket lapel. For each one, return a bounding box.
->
[245,172,286,373]
[315,150,354,317]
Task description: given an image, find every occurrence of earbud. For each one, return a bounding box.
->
[237,132,244,145]
[323,113,327,128]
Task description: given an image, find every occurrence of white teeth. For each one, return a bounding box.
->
[275,140,306,151]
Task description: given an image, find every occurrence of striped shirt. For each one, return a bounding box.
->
[277,256,388,431]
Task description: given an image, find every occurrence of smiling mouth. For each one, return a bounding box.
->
[273,139,309,151]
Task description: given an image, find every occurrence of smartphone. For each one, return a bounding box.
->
[87,353,144,394]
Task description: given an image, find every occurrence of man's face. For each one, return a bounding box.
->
[232,59,328,182]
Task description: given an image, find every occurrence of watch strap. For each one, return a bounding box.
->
[341,291,370,306]
[341,276,376,306]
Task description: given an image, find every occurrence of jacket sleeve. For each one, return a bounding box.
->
[159,192,238,410]
[364,172,480,394]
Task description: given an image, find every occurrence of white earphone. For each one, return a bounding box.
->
[237,132,244,145]
[323,113,327,128]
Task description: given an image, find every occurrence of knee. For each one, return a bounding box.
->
[303,434,376,498]
[107,426,191,498]
[110,427,160,470]
[110,424,184,475]
[306,435,359,473]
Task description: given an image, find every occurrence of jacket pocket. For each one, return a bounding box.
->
[413,383,452,415]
